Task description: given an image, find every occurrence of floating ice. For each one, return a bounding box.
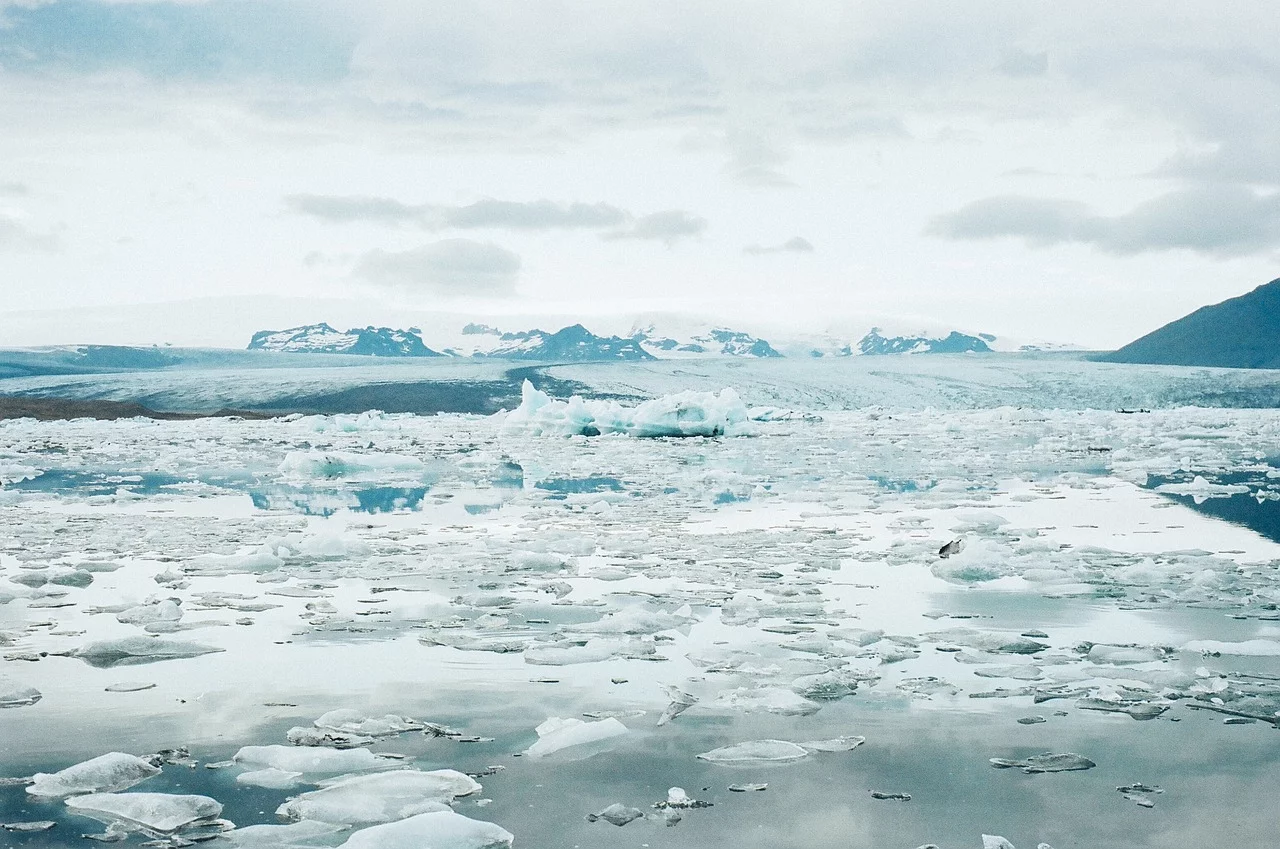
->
[279,450,425,479]
[711,687,821,716]
[798,736,865,753]
[72,637,224,667]
[503,380,750,438]
[1183,639,1280,656]
[314,710,425,738]
[0,679,41,708]
[116,598,183,627]
[278,769,481,825]
[27,753,161,799]
[586,803,644,826]
[522,716,628,758]
[336,810,513,849]
[696,740,810,764]
[990,753,1096,774]
[237,768,305,789]
[233,745,389,776]
[1,820,56,832]
[64,792,222,834]
[221,819,349,848]
[1154,475,1249,502]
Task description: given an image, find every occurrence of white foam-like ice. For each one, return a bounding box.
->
[502,380,750,437]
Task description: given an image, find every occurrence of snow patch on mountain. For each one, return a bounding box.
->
[248,324,444,357]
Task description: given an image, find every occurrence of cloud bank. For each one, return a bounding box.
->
[928,187,1280,257]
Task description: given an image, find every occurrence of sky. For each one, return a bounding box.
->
[1,0,1279,348]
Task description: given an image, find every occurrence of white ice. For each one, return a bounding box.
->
[26,753,160,799]
[64,792,222,833]
[522,716,629,758]
[336,810,513,849]
[278,770,482,825]
[502,380,750,437]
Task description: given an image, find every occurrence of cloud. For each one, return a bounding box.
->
[927,186,1280,257]
[434,199,629,230]
[997,48,1048,77]
[286,194,421,225]
[744,236,815,255]
[287,195,630,230]
[0,213,60,251]
[601,210,707,246]
[352,238,520,295]
[0,181,28,197]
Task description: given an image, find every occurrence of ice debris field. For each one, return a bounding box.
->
[3,378,1280,847]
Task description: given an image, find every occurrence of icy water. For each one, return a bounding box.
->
[3,403,1280,848]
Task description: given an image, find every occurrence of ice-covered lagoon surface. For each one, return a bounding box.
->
[3,376,1280,847]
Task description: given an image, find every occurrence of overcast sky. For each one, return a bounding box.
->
[2,1,1278,348]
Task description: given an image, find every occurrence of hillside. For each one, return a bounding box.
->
[1102,278,1280,369]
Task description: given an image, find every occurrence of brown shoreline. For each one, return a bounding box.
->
[0,396,270,422]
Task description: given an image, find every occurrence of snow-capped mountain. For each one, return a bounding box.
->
[446,324,655,361]
[248,324,445,357]
[631,324,782,358]
[856,328,995,355]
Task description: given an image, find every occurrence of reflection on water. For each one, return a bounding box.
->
[1143,469,1280,543]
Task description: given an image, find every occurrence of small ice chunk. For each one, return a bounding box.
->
[982,837,1016,849]
[711,687,821,716]
[65,792,222,833]
[279,770,482,825]
[522,717,628,758]
[728,783,767,792]
[0,680,41,708]
[990,753,1096,774]
[237,768,304,789]
[27,753,160,799]
[697,740,810,764]
[2,821,56,832]
[72,637,224,668]
[336,810,513,849]
[233,745,387,776]
[315,710,424,738]
[657,685,698,726]
[116,599,182,626]
[798,736,865,753]
[104,682,156,693]
[585,803,644,826]
[1183,639,1280,656]
[222,820,349,848]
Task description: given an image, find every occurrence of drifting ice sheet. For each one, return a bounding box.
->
[502,380,750,437]
[65,792,222,833]
[278,770,482,825]
[336,810,513,849]
[522,716,628,758]
[27,753,160,799]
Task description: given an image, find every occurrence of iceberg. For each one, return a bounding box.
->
[0,680,41,709]
[72,637,224,667]
[27,753,161,799]
[222,820,350,848]
[696,740,811,764]
[502,380,750,438]
[64,792,222,833]
[522,716,628,758]
[279,450,425,479]
[278,770,481,825]
[336,810,513,849]
[233,745,389,776]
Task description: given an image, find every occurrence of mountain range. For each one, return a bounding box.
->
[1101,278,1280,369]
[246,322,1008,361]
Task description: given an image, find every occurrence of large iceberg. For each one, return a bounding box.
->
[64,792,223,833]
[27,753,160,799]
[502,381,750,437]
[278,770,482,825]
[337,811,513,849]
